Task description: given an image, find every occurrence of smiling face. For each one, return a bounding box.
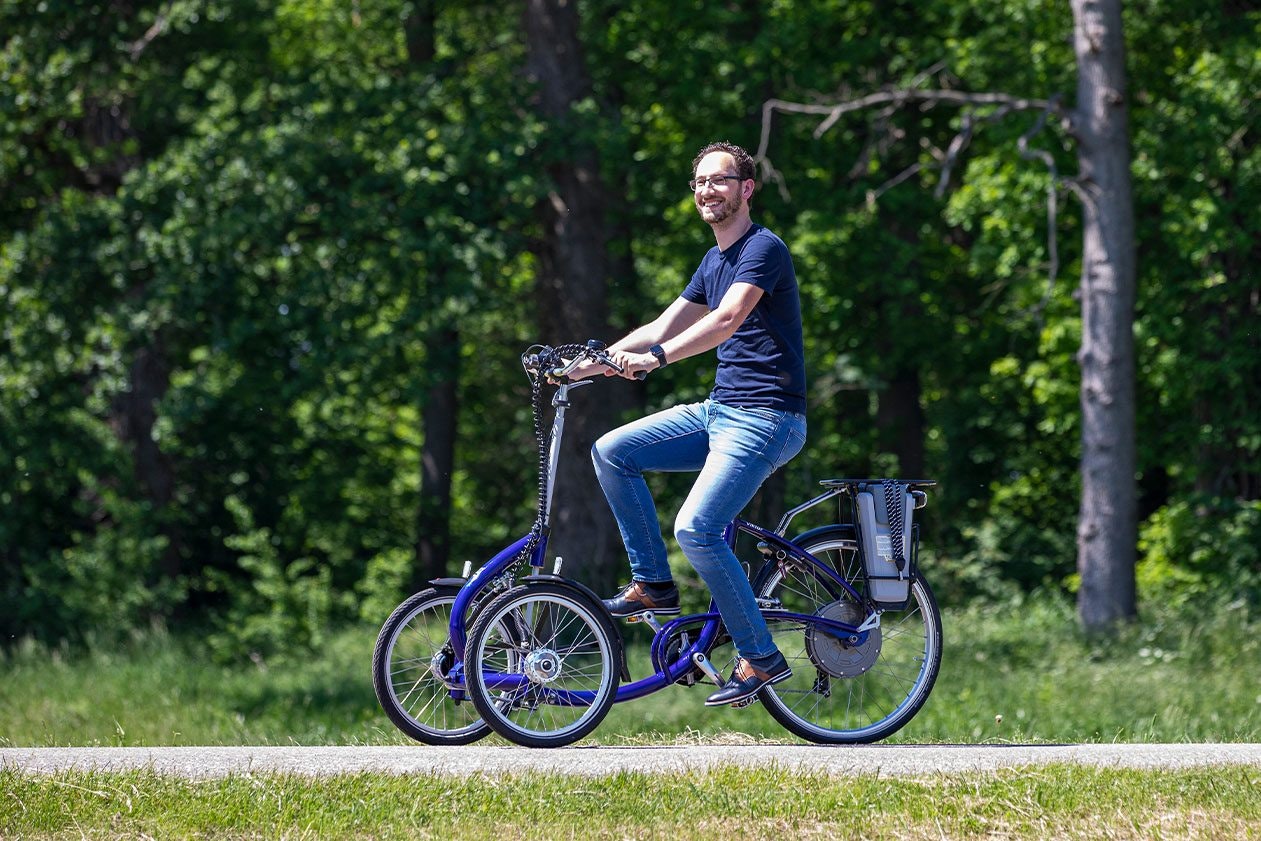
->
[692,151,750,229]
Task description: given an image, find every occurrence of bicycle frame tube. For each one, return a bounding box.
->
[542,382,577,528]
[610,518,868,704]
[448,531,549,658]
[448,382,576,659]
[461,485,871,707]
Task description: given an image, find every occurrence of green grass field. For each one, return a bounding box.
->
[2,594,1257,747]
[2,595,1259,838]
[3,764,1260,839]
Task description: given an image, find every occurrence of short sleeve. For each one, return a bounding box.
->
[682,266,707,304]
[732,238,784,295]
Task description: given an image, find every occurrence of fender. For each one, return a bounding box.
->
[428,577,468,589]
[789,523,856,547]
[523,574,632,683]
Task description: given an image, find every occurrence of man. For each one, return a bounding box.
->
[570,141,807,707]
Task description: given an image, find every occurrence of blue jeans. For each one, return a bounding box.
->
[591,400,806,667]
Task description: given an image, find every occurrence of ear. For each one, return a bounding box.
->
[742,179,756,201]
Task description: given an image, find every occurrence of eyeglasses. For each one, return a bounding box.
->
[688,174,744,192]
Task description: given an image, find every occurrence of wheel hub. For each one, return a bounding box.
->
[523,648,562,683]
[429,646,457,687]
[806,600,881,677]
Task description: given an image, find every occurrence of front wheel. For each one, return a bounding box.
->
[464,582,621,748]
[755,527,943,744]
[371,587,491,746]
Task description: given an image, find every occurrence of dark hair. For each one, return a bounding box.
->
[691,141,756,182]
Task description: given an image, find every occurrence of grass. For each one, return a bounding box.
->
[3,594,1258,838]
[3,764,1260,839]
[2,593,1257,747]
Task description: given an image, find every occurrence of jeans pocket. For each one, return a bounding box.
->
[773,418,807,468]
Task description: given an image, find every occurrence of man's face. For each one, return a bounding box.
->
[692,152,746,227]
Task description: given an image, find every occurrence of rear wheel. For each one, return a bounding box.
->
[371,587,491,746]
[464,583,621,748]
[755,527,942,744]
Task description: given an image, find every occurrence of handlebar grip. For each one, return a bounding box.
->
[633,370,648,380]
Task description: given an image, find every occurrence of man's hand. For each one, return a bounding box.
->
[612,349,658,380]
[561,357,620,381]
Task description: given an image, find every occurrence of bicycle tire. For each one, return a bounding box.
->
[371,587,491,746]
[464,582,621,748]
[754,526,943,744]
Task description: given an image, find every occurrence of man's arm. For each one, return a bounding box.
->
[563,296,707,379]
[615,282,764,379]
[608,297,709,354]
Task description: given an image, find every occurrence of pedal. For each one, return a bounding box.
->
[731,695,759,709]
[625,611,665,633]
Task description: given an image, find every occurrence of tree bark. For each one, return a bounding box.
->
[406,0,460,585]
[415,326,460,587]
[1071,0,1138,630]
[877,369,926,479]
[111,339,181,581]
[523,0,625,591]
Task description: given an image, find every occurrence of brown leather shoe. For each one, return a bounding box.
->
[601,580,681,618]
[705,656,792,706]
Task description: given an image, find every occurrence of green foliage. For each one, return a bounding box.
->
[4,765,1261,840]
[2,593,1257,747]
[2,0,1259,650]
[205,495,347,661]
[1138,498,1261,610]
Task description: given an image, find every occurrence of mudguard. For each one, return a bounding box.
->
[523,574,632,683]
[428,577,468,589]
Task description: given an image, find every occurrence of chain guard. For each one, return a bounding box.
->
[806,600,881,678]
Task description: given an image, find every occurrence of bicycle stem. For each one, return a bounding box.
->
[541,380,589,532]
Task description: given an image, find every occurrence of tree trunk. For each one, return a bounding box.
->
[406,0,460,587]
[877,368,926,479]
[112,339,181,581]
[1071,0,1138,630]
[523,0,625,592]
[415,326,460,587]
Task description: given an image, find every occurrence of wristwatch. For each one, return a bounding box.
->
[649,344,668,369]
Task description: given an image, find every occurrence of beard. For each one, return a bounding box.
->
[696,188,744,227]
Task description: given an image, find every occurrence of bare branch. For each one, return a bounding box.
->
[129,3,173,60]
[866,162,924,211]
[757,88,1058,159]
[756,81,1079,326]
[934,110,977,198]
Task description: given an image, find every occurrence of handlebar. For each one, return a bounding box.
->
[522,340,649,382]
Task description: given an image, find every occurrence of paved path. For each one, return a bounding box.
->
[4,744,1260,778]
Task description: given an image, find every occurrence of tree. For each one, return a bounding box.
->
[1069,0,1137,629]
[520,0,628,590]
[757,0,1140,629]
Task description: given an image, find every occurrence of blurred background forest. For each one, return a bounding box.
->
[2,0,1258,662]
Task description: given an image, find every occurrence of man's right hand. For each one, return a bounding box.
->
[564,358,621,380]
[615,350,658,380]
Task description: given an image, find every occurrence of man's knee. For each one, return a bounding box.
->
[591,433,617,471]
[674,517,724,560]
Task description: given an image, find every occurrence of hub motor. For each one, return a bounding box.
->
[806,600,881,677]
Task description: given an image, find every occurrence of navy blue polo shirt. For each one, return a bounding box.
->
[681,224,807,414]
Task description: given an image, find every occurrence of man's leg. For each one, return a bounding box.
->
[591,403,708,587]
[673,403,805,702]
